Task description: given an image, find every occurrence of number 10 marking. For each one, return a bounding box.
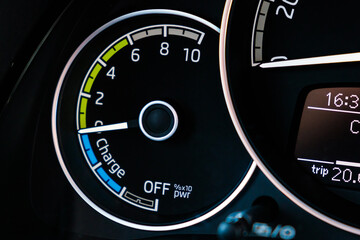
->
[184,48,201,63]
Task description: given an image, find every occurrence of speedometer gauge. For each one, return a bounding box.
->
[221,0,360,236]
[52,10,255,231]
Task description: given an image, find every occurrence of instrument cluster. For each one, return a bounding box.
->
[2,0,360,239]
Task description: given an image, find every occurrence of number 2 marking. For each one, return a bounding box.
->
[95,92,104,105]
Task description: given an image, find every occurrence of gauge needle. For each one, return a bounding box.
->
[78,122,129,134]
[260,52,360,68]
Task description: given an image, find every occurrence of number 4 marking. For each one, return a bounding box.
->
[106,66,116,80]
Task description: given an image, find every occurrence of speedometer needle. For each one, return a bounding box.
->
[78,122,129,134]
[260,52,360,68]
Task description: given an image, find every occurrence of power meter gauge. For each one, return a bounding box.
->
[52,9,255,231]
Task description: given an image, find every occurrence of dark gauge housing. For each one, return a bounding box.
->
[221,0,360,235]
[53,10,255,230]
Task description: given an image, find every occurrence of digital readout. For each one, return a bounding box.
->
[295,88,360,189]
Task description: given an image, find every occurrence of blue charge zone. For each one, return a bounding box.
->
[81,134,122,193]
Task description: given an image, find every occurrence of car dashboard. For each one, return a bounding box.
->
[2,0,360,239]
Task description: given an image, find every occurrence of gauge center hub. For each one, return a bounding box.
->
[139,100,178,141]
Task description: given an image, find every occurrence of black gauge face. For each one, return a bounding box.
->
[222,0,360,234]
[53,10,254,230]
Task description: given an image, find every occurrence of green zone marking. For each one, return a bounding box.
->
[79,97,88,129]
[102,38,129,62]
[84,63,102,93]
[80,38,129,131]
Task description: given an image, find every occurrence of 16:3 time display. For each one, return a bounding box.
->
[327,92,359,110]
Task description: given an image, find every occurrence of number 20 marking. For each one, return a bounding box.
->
[271,0,299,20]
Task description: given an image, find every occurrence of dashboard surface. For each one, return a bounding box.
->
[2,0,360,239]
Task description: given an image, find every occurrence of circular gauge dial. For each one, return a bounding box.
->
[53,10,255,230]
[221,0,360,235]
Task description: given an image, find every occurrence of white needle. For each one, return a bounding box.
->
[260,52,360,68]
[78,122,128,134]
